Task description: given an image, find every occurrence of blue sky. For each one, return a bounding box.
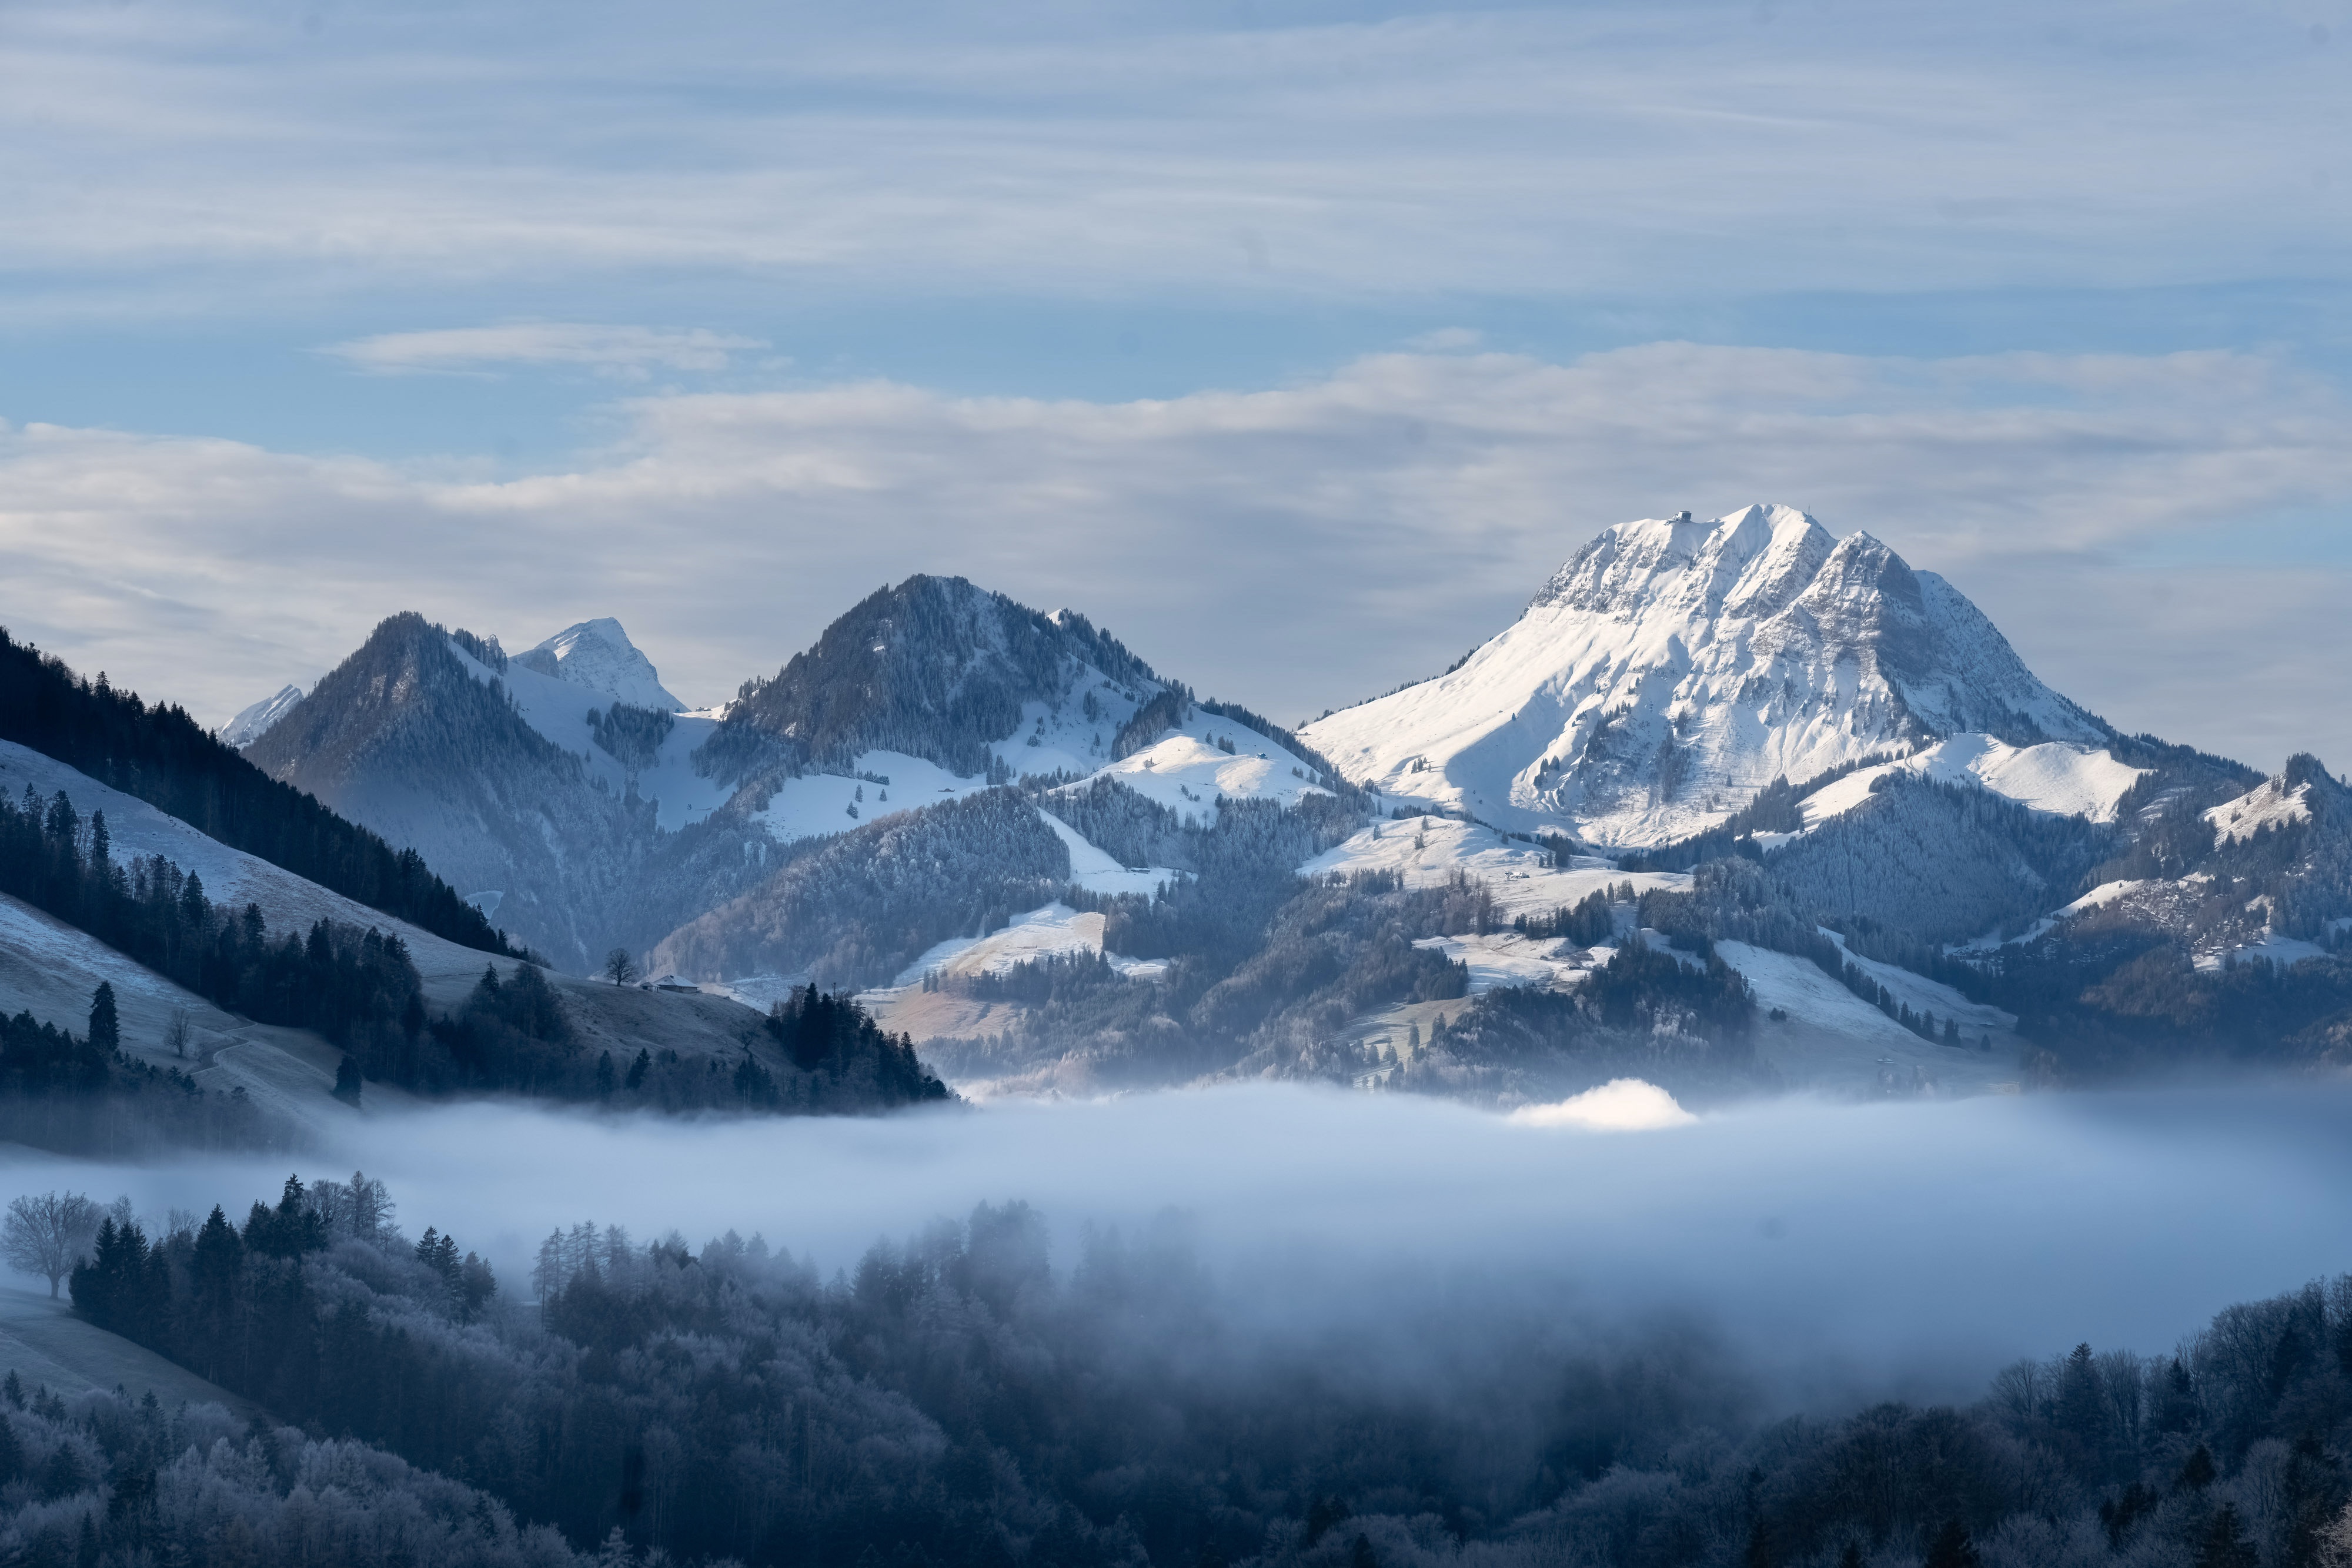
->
[2,0,2350,766]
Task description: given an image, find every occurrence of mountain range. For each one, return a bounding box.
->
[18,503,2351,1106]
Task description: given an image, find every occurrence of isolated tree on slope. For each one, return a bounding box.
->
[2,1191,101,1298]
[87,983,118,1055]
[604,948,637,987]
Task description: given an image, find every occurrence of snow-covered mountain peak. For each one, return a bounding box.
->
[1534,504,1832,623]
[514,618,683,712]
[1304,504,2113,847]
[223,684,305,749]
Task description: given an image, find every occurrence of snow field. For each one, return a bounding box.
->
[2204,778,2313,847]
[1299,814,1688,920]
[879,902,1171,991]
[1411,931,1585,993]
[0,741,492,992]
[751,751,995,844]
[1080,711,1332,817]
[1796,734,2145,831]
[1035,810,1182,897]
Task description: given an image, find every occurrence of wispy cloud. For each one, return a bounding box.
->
[0,4,2343,315]
[2,342,2348,770]
[326,324,767,377]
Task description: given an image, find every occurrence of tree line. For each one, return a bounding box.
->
[0,984,268,1155]
[0,781,944,1125]
[0,623,512,954]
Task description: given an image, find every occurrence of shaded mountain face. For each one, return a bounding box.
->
[233,585,1191,978]
[242,613,685,970]
[1303,504,2113,847]
[699,575,1165,788]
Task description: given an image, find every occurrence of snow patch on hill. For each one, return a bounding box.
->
[884,902,1168,989]
[1301,814,1686,920]
[1412,931,1585,993]
[1798,734,2145,831]
[2204,778,2313,847]
[750,752,993,844]
[1718,940,2019,1095]
[1035,810,1181,897]
[1082,713,1331,817]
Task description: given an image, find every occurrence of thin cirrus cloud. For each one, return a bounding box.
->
[0,3,2344,317]
[2,340,2347,773]
[326,324,769,377]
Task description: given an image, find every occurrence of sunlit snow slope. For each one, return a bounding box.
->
[1303,505,2109,847]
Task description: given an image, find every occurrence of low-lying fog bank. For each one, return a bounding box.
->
[6,1079,2349,1407]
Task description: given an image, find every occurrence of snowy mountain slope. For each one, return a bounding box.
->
[1083,711,1332,818]
[1792,734,2145,832]
[512,617,684,711]
[1302,505,2110,847]
[441,635,724,833]
[2,733,777,1075]
[242,614,739,968]
[1719,941,2019,1095]
[1301,814,1686,920]
[0,890,412,1132]
[1,736,492,995]
[2204,775,2313,846]
[240,582,1335,978]
[221,684,303,748]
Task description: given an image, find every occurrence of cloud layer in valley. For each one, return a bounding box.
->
[3,341,2347,772]
[5,1081,2351,1409]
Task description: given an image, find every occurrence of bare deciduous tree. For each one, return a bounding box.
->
[1,1191,101,1298]
[165,1007,192,1058]
[604,948,638,987]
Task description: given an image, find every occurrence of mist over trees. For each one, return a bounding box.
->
[9,1174,2352,1568]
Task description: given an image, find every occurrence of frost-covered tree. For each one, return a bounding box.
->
[1,1192,99,1297]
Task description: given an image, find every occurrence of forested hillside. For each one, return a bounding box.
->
[14,1175,2351,1568]
[0,771,946,1129]
[652,788,1074,989]
[0,626,510,955]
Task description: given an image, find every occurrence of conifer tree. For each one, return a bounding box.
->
[86,982,118,1055]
